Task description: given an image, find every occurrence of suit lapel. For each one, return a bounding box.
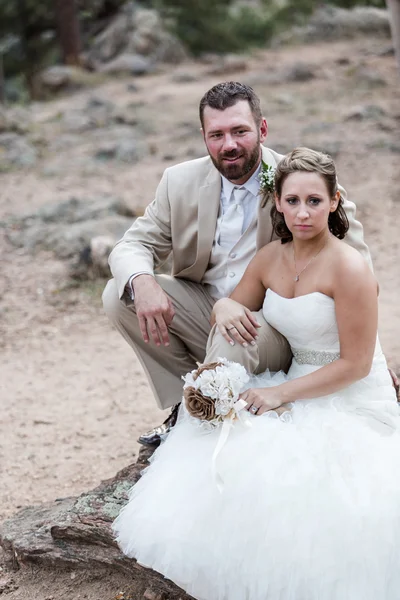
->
[256,146,279,248]
[194,165,221,278]
[177,162,221,282]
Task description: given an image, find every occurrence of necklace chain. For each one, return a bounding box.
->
[292,240,328,283]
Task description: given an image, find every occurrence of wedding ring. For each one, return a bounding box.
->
[250,405,259,414]
[226,326,236,330]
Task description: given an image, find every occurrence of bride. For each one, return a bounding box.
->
[113,147,400,600]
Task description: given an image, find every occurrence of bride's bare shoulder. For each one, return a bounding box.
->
[331,238,377,292]
[256,240,282,260]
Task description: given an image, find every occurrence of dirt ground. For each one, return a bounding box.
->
[1,36,399,599]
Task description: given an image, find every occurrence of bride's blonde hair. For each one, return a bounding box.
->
[270,147,349,244]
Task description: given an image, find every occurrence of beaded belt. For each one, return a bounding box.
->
[292,348,340,366]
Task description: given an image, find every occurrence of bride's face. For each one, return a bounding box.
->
[276,171,340,239]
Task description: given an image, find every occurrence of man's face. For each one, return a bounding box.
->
[202,100,267,184]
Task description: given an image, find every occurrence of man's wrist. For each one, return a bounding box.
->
[131,273,155,291]
[126,272,153,300]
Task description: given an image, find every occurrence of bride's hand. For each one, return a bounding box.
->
[240,387,285,415]
[212,298,261,347]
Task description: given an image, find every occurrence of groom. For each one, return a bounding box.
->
[102,81,370,445]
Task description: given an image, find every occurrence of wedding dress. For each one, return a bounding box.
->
[113,290,400,600]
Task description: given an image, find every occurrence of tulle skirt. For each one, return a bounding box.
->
[113,365,400,600]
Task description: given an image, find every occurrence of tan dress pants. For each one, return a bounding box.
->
[102,276,291,410]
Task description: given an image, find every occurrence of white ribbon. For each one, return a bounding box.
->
[211,398,251,493]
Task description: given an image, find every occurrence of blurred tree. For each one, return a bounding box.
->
[386,0,400,74]
[55,0,81,65]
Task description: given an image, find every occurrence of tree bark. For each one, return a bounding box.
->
[386,0,400,75]
[0,53,5,104]
[55,0,82,66]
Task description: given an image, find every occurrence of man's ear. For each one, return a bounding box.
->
[259,118,268,143]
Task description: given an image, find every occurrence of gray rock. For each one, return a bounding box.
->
[277,6,391,44]
[112,105,138,126]
[171,71,199,84]
[62,110,94,133]
[283,62,316,83]
[0,447,192,599]
[7,215,132,260]
[126,8,187,63]
[90,8,133,63]
[5,196,136,265]
[39,65,75,90]
[354,66,387,88]
[0,133,37,170]
[35,195,134,224]
[99,53,153,76]
[88,5,186,70]
[37,66,95,93]
[247,62,316,86]
[206,54,248,76]
[94,138,141,163]
[344,104,387,121]
[0,106,31,134]
[70,235,116,280]
[85,95,115,127]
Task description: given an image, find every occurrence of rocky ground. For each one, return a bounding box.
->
[1,34,399,599]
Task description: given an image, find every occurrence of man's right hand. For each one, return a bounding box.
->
[132,275,175,346]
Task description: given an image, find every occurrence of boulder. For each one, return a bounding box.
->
[37,66,100,95]
[88,5,187,71]
[0,447,192,599]
[99,53,153,76]
[277,6,391,45]
[0,133,37,170]
[206,54,248,76]
[344,104,387,121]
[5,196,136,277]
[0,106,31,135]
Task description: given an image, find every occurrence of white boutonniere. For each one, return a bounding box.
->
[259,161,275,207]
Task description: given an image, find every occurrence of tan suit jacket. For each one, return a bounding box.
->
[109,146,371,299]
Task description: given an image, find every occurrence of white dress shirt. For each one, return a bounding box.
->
[202,165,261,299]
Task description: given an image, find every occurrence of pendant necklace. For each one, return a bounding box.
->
[292,239,328,283]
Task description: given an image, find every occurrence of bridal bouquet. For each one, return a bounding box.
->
[182,358,250,427]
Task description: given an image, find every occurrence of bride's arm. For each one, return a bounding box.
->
[277,254,378,405]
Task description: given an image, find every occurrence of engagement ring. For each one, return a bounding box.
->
[250,406,259,414]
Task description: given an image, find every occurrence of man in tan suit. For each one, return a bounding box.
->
[103,82,370,445]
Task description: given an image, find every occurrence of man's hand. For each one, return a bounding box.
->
[212,298,261,347]
[132,275,175,346]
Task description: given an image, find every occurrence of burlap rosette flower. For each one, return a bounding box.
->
[182,358,250,427]
[183,361,222,422]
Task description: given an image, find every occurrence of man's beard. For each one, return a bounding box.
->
[209,141,260,182]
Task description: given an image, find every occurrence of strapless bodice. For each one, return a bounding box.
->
[263,289,339,354]
[262,289,386,369]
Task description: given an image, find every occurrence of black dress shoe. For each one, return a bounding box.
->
[138,403,181,446]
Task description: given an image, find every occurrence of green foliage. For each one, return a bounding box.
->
[151,0,386,56]
[152,0,277,55]
[0,0,389,99]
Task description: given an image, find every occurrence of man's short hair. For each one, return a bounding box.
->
[199,81,263,128]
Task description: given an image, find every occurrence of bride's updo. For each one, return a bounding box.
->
[270,147,349,244]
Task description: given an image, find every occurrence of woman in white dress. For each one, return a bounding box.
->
[113,147,400,600]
